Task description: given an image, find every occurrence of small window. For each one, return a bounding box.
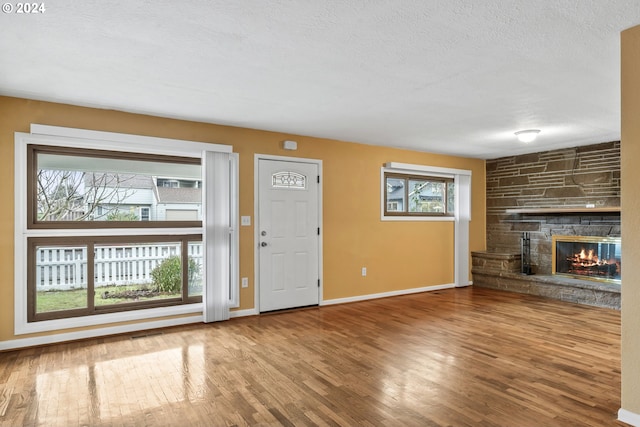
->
[272,171,306,189]
[384,172,454,217]
[140,207,150,221]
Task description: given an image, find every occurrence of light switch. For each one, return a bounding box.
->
[241,216,251,226]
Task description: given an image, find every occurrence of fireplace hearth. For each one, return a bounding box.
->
[552,235,621,283]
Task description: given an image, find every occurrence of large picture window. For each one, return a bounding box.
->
[15,125,238,336]
[25,146,204,322]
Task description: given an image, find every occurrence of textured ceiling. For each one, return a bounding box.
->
[1,1,639,159]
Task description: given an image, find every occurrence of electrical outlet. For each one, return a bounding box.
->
[362,267,367,277]
[241,277,249,288]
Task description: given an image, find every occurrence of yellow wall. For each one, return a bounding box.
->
[621,25,640,416]
[0,96,486,344]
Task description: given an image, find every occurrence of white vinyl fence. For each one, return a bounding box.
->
[35,243,203,291]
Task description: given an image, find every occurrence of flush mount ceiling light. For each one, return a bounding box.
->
[515,129,541,143]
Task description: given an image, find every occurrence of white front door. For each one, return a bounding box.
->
[258,158,320,312]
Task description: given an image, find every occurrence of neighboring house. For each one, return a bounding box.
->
[154,178,202,220]
[84,173,201,221]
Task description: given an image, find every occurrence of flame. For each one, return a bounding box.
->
[578,248,598,261]
[574,248,602,265]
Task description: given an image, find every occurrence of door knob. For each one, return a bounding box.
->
[261,242,268,247]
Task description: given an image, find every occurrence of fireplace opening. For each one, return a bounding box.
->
[552,235,621,283]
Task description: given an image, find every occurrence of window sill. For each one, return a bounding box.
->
[381,215,455,222]
[15,302,203,335]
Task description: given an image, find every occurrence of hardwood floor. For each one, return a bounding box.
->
[0,287,625,427]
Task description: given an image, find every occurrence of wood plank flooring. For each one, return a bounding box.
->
[0,287,625,427]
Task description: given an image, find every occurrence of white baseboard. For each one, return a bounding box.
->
[0,315,203,352]
[457,280,473,287]
[230,308,259,318]
[619,408,640,426]
[320,283,456,306]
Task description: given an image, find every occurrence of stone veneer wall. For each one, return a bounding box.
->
[486,141,620,275]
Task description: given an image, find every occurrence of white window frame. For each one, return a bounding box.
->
[381,163,468,222]
[381,162,472,287]
[14,124,239,335]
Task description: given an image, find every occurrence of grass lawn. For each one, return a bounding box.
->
[36,284,182,313]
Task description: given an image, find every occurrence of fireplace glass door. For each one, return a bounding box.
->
[552,235,621,283]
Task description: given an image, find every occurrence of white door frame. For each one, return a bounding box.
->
[254,154,323,312]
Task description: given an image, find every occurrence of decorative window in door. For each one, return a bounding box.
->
[272,171,306,189]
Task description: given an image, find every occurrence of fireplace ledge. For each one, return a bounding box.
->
[471,251,620,310]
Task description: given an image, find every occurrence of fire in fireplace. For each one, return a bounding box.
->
[552,235,621,283]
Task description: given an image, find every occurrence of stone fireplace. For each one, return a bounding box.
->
[472,141,621,309]
[484,141,620,275]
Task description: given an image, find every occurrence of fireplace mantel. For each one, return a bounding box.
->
[505,207,620,214]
